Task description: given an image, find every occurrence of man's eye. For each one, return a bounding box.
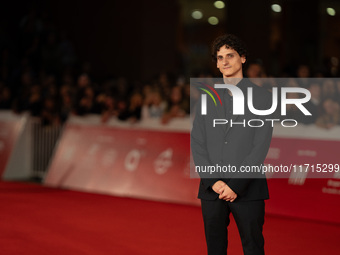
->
[218,56,223,60]
[228,54,234,58]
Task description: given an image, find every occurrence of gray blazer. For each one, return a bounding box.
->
[191,78,273,202]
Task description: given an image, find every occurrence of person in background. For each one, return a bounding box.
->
[161,86,187,124]
[315,98,340,129]
[75,86,95,116]
[100,95,117,123]
[336,80,340,104]
[246,60,265,78]
[301,82,321,124]
[245,60,273,90]
[321,79,338,101]
[296,64,311,88]
[77,73,91,89]
[142,90,166,119]
[28,84,42,116]
[59,84,74,123]
[118,92,143,123]
[0,83,12,109]
[296,64,310,78]
[40,96,60,126]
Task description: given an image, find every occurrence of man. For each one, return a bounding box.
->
[191,34,273,255]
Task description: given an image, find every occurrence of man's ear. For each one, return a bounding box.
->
[241,56,246,64]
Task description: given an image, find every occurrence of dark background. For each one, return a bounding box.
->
[2,0,340,80]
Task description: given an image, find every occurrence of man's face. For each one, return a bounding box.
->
[216,45,246,78]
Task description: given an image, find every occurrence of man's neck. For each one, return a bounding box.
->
[223,76,243,86]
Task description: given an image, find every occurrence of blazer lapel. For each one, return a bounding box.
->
[224,79,247,137]
[215,89,228,134]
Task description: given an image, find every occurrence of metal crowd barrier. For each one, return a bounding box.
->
[31,118,63,179]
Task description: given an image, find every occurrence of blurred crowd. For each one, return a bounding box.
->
[244,62,340,129]
[1,10,340,129]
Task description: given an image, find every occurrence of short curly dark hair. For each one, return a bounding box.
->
[211,34,248,62]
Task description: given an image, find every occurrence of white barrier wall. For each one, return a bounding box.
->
[2,111,340,223]
[44,115,340,223]
[0,111,30,180]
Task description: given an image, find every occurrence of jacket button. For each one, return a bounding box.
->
[225,141,228,144]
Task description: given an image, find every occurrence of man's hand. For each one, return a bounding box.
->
[212,181,237,202]
[218,185,237,202]
[212,181,227,194]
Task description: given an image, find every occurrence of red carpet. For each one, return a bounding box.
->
[1,181,339,255]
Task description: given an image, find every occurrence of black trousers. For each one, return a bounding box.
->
[201,199,265,255]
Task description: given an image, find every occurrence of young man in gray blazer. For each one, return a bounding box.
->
[191,34,273,255]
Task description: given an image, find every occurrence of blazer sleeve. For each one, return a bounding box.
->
[191,97,220,190]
